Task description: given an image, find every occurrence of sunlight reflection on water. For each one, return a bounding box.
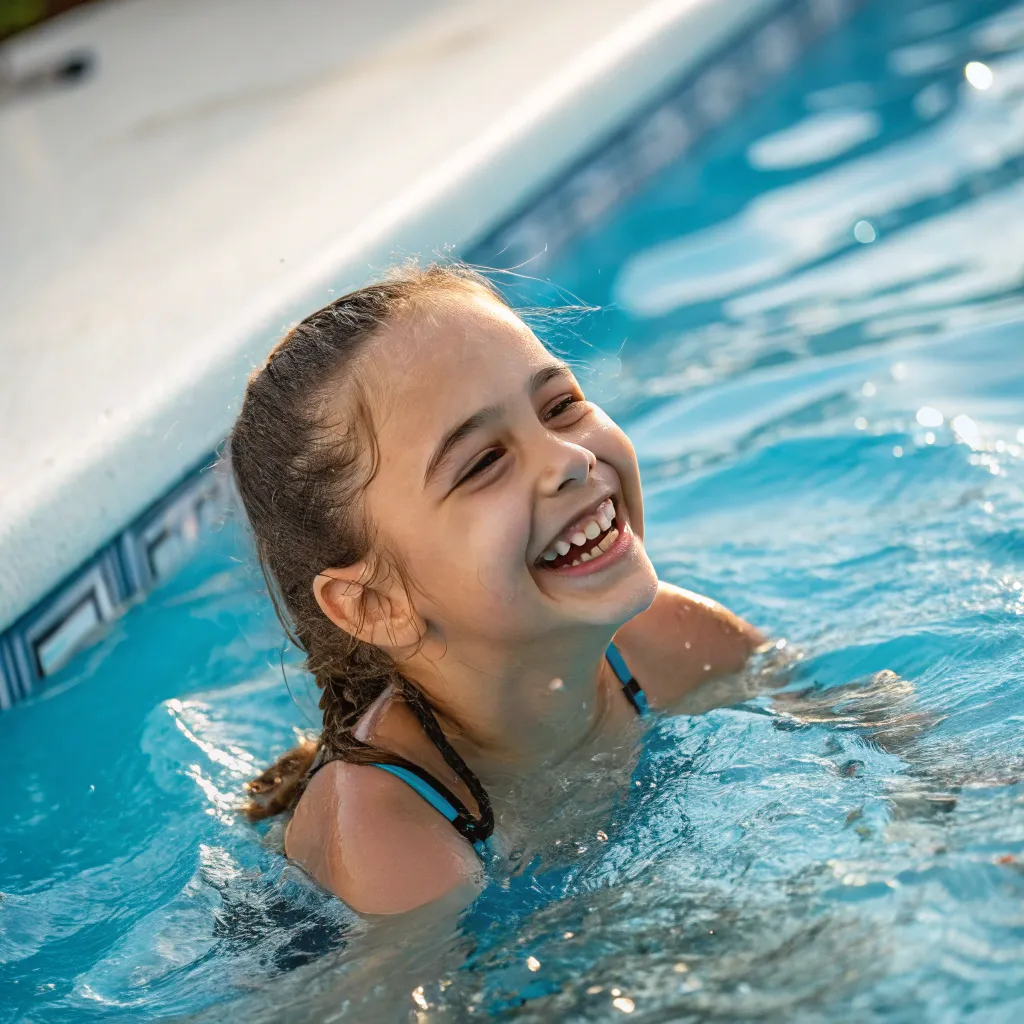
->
[3,0,1024,1021]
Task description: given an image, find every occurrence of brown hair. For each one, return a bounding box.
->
[230,263,498,832]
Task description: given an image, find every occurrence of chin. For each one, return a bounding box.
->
[572,548,659,629]
[613,552,659,622]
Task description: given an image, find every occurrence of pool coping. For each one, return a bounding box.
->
[0,0,859,711]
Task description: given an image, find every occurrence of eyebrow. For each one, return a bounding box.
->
[423,362,573,485]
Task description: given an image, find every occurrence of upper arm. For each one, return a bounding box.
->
[613,581,764,707]
[285,762,483,915]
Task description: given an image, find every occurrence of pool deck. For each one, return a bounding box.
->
[0,0,776,631]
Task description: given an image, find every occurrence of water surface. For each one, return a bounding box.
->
[2,0,1024,1020]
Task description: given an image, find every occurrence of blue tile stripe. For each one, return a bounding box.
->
[0,0,860,712]
[0,456,231,706]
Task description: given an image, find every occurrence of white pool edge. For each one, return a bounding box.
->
[1,0,857,705]
[1,0,781,632]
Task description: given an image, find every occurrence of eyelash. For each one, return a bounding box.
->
[454,393,585,488]
[544,394,581,420]
[458,447,505,484]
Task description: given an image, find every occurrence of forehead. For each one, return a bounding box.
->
[367,290,551,433]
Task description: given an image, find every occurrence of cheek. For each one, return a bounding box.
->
[583,413,645,530]
[408,501,534,615]
[462,501,532,599]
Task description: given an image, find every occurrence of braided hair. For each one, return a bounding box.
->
[231,263,496,839]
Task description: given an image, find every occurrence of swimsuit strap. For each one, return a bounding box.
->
[364,643,649,853]
[370,761,490,856]
[605,641,650,716]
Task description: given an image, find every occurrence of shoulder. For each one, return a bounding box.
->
[643,582,762,647]
[285,759,482,915]
[613,581,764,707]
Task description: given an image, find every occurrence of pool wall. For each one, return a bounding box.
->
[0,0,860,711]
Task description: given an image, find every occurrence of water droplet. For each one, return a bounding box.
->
[853,219,876,243]
[893,446,903,458]
[965,61,993,90]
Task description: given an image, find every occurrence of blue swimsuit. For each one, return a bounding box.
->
[362,642,648,856]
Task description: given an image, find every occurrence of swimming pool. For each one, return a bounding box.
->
[3,0,1024,1019]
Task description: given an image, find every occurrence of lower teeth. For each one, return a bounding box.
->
[541,516,619,568]
[563,525,618,567]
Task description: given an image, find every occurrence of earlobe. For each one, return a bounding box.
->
[312,562,424,651]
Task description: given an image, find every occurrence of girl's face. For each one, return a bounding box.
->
[359,290,658,650]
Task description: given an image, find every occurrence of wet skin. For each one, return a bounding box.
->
[288,290,761,914]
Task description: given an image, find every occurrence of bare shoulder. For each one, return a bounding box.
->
[613,580,764,707]
[645,582,763,649]
[285,759,482,915]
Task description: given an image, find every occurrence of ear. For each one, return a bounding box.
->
[313,562,425,652]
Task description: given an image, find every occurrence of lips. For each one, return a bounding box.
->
[536,496,620,570]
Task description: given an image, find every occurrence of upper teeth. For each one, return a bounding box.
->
[539,498,617,564]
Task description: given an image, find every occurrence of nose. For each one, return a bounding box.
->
[536,434,595,496]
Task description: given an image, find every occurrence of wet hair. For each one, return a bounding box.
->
[230,262,497,831]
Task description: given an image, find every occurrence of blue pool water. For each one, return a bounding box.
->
[4,0,1024,1020]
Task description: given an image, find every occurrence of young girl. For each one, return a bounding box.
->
[231,264,762,915]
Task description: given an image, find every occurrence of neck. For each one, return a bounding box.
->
[400,626,625,776]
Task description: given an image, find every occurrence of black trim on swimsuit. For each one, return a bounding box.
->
[306,644,648,854]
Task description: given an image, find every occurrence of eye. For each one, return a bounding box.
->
[543,393,585,421]
[455,447,505,487]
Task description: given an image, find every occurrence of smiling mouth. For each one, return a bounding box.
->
[535,497,621,570]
